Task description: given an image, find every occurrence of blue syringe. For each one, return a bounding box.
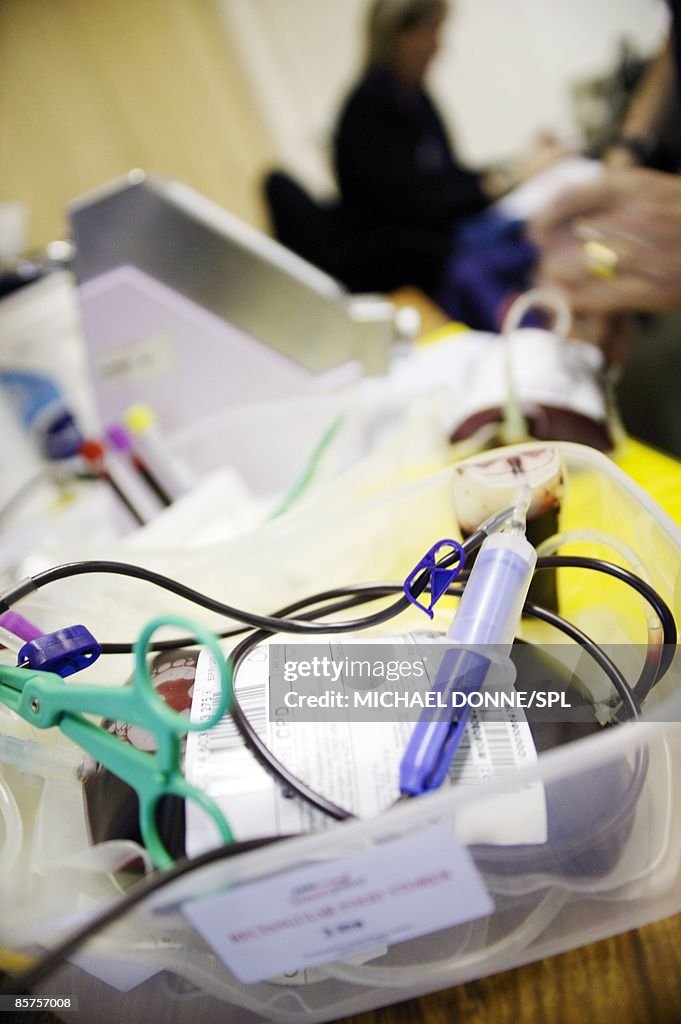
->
[399,514,537,797]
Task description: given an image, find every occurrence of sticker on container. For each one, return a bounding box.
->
[182,822,493,984]
[96,331,176,384]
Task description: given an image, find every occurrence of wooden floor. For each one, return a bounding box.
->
[337,911,681,1024]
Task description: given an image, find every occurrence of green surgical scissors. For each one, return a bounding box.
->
[0,615,234,870]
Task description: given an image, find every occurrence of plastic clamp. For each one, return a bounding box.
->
[18,625,102,678]
[403,539,466,619]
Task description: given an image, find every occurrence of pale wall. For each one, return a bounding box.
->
[1,0,671,249]
[0,0,276,248]
[221,0,670,192]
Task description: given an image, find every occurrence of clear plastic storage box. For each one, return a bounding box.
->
[1,441,681,1023]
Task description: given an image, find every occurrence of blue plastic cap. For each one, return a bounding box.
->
[43,410,83,459]
[399,647,490,795]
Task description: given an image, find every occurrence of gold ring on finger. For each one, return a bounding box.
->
[582,239,619,280]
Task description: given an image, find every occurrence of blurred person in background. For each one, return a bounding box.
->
[332,0,562,298]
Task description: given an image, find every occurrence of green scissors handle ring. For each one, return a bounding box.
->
[0,615,234,870]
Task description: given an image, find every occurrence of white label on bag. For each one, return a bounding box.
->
[185,640,547,855]
[182,822,493,983]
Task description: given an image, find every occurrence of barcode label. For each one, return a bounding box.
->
[185,654,272,798]
[184,640,547,853]
[203,679,268,752]
[449,716,534,784]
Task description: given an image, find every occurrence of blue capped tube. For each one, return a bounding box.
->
[446,532,537,649]
[399,530,536,796]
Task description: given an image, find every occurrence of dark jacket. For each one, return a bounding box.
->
[335,68,488,225]
[331,67,490,292]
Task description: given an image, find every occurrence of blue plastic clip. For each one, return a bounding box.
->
[18,625,102,678]
[403,539,466,619]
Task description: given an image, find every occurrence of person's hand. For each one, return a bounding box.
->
[529,167,681,313]
[481,134,573,200]
[601,140,644,170]
[513,132,573,184]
